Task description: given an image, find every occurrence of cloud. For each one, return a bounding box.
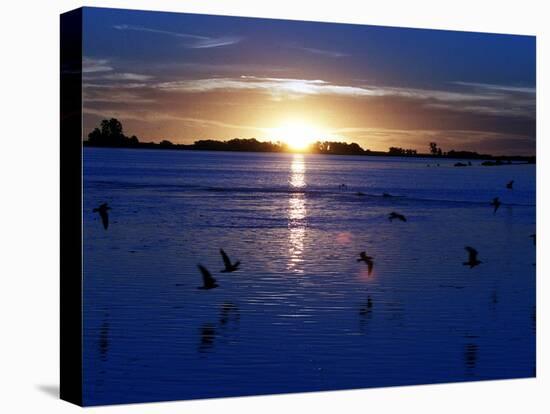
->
[83,57,113,73]
[155,75,480,100]
[83,90,156,104]
[161,62,290,75]
[170,76,533,119]
[294,46,348,58]
[113,24,242,48]
[83,82,149,89]
[102,73,154,81]
[453,81,535,94]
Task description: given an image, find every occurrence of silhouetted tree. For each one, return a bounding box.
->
[129,135,139,146]
[101,118,124,138]
[313,141,365,155]
[87,118,140,147]
[389,147,417,156]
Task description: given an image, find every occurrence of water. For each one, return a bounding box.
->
[82,148,536,406]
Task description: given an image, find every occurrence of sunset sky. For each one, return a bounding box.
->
[82,7,536,155]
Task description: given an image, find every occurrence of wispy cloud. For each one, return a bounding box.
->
[83,82,149,89]
[154,75,534,118]
[102,73,154,81]
[453,81,535,94]
[83,90,156,104]
[83,57,113,73]
[156,75,495,101]
[294,46,349,58]
[83,58,155,86]
[113,24,242,49]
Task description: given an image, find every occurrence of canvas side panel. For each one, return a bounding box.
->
[60,7,83,407]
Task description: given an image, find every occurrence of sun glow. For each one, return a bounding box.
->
[272,120,323,151]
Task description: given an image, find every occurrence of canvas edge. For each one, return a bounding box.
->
[60,7,84,407]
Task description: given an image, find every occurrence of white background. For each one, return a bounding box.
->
[0,0,548,412]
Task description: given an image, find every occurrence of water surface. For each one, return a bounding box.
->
[83,148,535,405]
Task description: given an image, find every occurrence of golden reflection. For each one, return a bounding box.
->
[289,154,306,188]
[288,154,307,273]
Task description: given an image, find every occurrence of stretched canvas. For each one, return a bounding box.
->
[60,6,536,406]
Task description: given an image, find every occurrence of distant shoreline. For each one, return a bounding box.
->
[82,141,535,164]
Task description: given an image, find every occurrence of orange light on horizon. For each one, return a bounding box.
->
[270,120,323,151]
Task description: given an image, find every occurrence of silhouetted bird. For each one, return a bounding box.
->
[388,212,407,222]
[463,246,482,268]
[93,202,111,230]
[490,197,501,214]
[220,249,240,272]
[197,264,218,289]
[357,252,374,276]
[530,233,536,246]
[506,180,514,190]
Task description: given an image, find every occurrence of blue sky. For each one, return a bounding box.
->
[82,7,536,155]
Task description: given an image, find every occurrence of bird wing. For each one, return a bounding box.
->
[198,265,216,287]
[367,261,373,276]
[99,210,109,229]
[220,249,232,268]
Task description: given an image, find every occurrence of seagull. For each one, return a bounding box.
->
[529,233,536,246]
[220,249,240,272]
[463,246,482,268]
[197,264,219,289]
[490,197,501,214]
[388,212,407,222]
[357,252,374,276]
[93,202,111,230]
[506,180,514,190]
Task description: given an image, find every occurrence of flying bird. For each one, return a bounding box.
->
[506,180,514,190]
[357,252,374,276]
[490,197,501,214]
[197,264,219,290]
[388,212,407,222]
[93,202,111,230]
[220,249,240,272]
[463,246,482,268]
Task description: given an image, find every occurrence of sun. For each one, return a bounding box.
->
[272,120,322,151]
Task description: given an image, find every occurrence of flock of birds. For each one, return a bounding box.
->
[92,178,535,289]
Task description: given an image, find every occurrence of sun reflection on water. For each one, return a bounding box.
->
[288,155,307,273]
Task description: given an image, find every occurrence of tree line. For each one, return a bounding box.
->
[83,118,535,163]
